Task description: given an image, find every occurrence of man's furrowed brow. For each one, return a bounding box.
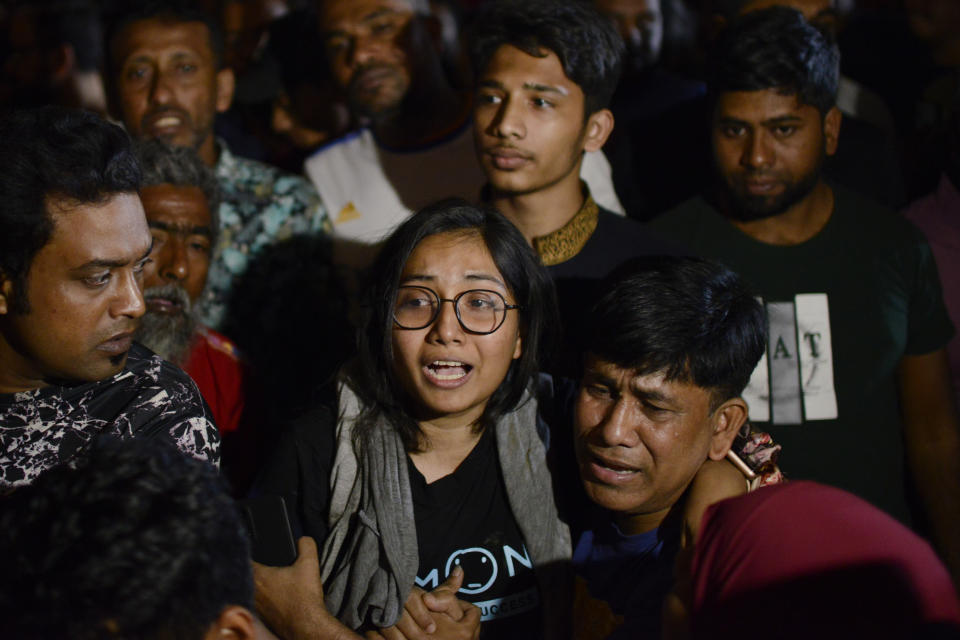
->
[71,240,154,272]
[148,220,213,236]
[362,7,402,23]
[522,82,568,96]
[762,115,806,126]
[478,79,505,90]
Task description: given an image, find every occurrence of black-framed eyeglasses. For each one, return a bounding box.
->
[393,285,520,335]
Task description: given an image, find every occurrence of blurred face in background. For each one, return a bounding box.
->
[594,0,664,72]
[110,18,235,165]
[318,0,432,120]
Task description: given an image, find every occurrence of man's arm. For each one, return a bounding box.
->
[898,349,960,590]
[253,537,361,640]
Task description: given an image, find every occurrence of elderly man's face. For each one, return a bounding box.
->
[110,18,234,165]
[136,184,213,364]
[318,0,423,119]
[0,194,151,392]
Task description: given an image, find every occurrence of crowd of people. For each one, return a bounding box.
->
[1,0,960,638]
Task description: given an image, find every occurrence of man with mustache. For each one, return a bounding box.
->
[568,256,767,639]
[0,106,219,490]
[133,140,247,438]
[306,0,623,255]
[105,1,329,328]
[469,0,678,375]
[651,7,960,586]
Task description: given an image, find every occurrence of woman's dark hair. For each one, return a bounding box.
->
[707,6,839,115]
[353,198,556,452]
[0,106,141,313]
[468,0,624,116]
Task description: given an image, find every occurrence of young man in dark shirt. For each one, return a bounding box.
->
[469,0,677,374]
[0,106,219,489]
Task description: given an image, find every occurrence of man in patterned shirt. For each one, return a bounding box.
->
[104,1,330,328]
[0,106,219,490]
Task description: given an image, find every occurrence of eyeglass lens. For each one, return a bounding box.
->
[394,286,508,334]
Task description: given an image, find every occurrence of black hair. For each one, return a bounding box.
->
[469,0,624,115]
[707,6,839,115]
[0,436,253,640]
[0,106,141,313]
[103,0,225,71]
[135,139,221,239]
[353,198,557,452]
[584,256,766,406]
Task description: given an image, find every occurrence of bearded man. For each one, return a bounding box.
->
[134,141,246,437]
[650,7,960,588]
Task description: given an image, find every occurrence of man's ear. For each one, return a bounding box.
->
[583,108,614,153]
[707,397,748,461]
[202,605,255,640]
[824,106,841,157]
[215,67,236,114]
[0,277,14,316]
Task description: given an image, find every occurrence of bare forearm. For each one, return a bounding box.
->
[898,350,960,590]
[905,423,960,584]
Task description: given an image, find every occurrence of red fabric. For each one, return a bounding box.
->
[691,482,960,639]
[183,327,246,435]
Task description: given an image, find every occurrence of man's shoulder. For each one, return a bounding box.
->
[647,197,727,250]
[304,129,375,169]
[831,185,927,248]
[594,207,687,255]
[125,343,208,400]
[216,145,320,203]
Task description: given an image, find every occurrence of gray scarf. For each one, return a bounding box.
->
[320,376,572,634]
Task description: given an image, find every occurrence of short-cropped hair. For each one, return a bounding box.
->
[0,437,253,639]
[0,106,140,312]
[104,0,225,71]
[584,256,766,406]
[469,0,624,115]
[708,6,839,114]
[135,140,221,239]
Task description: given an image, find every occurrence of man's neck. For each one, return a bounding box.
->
[489,166,586,245]
[0,343,45,394]
[198,134,219,167]
[728,180,834,246]
[371,82,471,151]
[614,506,671,537]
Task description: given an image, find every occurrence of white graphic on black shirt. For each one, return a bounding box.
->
[416,543,538,622]
[743,294,838,425]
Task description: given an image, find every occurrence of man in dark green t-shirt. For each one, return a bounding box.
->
[650,7,960,586]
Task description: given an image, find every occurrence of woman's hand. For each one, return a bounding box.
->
[365,566,481,640]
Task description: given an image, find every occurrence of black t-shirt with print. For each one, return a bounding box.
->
[410,427,542,639]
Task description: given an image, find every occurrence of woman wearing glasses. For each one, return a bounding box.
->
[256,199,568,639]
